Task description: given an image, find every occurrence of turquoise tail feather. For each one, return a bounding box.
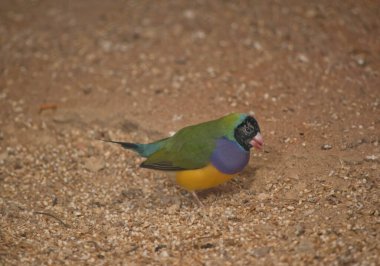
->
[101,138,168,158]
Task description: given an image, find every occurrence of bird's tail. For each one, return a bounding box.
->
[100,138,169,158]
[100,139,145,155]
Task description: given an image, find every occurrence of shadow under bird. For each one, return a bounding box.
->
[103,113,263,205]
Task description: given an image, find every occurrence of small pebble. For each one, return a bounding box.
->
[84,157,105,172]
[83,86,92,95]
[287,205,295,211]
[296,239,314,252]
[365,155,378,161]
[321,144,332,150]
[295,224,305,236]
[0,152,8,162]
[249,247,271,258]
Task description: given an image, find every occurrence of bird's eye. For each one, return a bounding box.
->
[243,125,254,134]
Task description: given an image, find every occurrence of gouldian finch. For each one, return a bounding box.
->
[105,113,263,205]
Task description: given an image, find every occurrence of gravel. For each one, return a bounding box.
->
[0,0,379,265]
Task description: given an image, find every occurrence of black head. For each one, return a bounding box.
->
[234,116,262,151]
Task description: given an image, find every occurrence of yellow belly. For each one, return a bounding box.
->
[175,164,234,191]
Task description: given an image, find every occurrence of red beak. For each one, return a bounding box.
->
[250,133,264,150]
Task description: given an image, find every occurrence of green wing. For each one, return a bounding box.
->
[140,130,216,171]
[140,113,245,171]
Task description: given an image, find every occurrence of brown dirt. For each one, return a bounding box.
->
[1,0,379,265]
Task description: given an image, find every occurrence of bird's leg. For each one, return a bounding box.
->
[190,191,204,207]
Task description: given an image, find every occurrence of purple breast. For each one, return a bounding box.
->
[210,137,250,174]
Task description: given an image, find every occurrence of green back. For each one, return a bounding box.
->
[140,113,246,171]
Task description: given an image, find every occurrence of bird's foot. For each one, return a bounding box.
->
[190,191,204,208]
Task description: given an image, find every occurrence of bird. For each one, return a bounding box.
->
[104,113,263,206]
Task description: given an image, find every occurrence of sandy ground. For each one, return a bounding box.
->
[1,0,379,265]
